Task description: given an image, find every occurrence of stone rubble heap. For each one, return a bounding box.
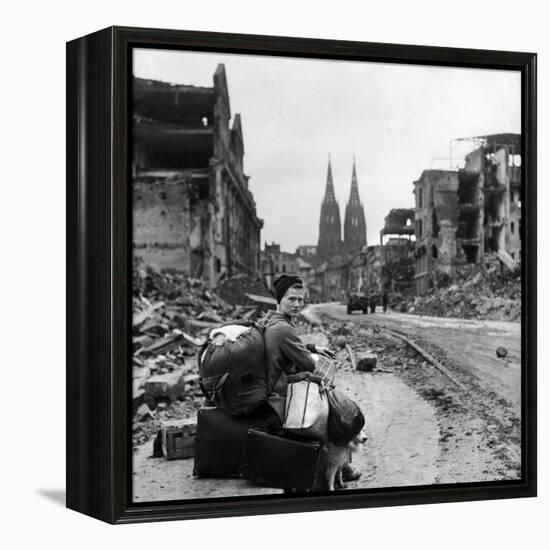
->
[132,266,272,447]
[301,318,420,378]
[407,265,521,322]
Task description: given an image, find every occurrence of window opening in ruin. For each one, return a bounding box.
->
[282,264,286,273]
[406,218,412,226]
[459,210,480,240]
[417,219,423,238]
[511,222,515,235]
[458,172,478,204]
[432,245,438,259]
[508,154,521,167]
[485,193,505,225]
[484,154,501,188]
[462,244,478,263]
[432,211,439,238]
[215,258,221,273]
[418,189,423,208]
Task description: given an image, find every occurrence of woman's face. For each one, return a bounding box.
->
[279,286,305,317]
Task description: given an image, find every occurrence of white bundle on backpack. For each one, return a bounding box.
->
[283,380,329,441]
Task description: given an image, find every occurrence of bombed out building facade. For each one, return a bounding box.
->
[413,134,521,295]
[291,132,522,302]
[133,64,263,288]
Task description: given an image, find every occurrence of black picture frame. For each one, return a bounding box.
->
[66,26,537,524]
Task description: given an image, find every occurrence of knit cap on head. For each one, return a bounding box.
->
[273,274,303,303]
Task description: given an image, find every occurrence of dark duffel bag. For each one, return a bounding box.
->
[240,429,322,492]
[326,389,365,446]
[193,406,279,478]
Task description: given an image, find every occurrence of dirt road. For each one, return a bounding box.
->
[311,304,521,411]
[133,304,521,502]
[308,304,522,482]
[133,365,441,502]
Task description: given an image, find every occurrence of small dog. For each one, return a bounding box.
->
[314,429,368,491]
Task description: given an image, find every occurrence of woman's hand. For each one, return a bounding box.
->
[315,346,336,359]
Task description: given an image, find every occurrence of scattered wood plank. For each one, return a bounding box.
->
[142,333,183,355]
[173,329,203,347]
[244,293,277,306]
[345,343,357,370]
[187,319,219,330]
[133,301,165,327]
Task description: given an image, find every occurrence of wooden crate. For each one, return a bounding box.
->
[161,417,197,460]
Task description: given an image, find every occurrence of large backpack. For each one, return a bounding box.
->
[198,320,268,415]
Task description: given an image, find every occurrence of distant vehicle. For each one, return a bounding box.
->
[347,294,369,314]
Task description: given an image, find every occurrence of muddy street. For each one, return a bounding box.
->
[308,304,522,481]
[133,303,521,502]
[311,303,521,411]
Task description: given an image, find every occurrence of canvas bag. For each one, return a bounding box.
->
[198,321,268,415]
[326,389,365,446]
[283,380,329,441]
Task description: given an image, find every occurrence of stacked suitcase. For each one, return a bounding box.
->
[194,406,322,491]
[194,406,273,478]
[240,429,322,491]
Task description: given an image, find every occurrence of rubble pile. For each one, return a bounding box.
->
[132,265,253,447]
[216,273,273,306]
[301,318,424,378]
[407,265,521,322]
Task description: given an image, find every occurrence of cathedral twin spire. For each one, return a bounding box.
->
[317,156,341,259]
[317,156,367,259]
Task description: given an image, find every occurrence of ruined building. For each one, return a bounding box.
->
[132,65,263,287]
[295,245,318,263]
[343,160,367,253]
[460,133,521,264]
[260,242,298,291]
[413,133,521,295]
[414,170,461,294]
[317,158,342,259]
[378,208,415,293]
[380,208,414,245]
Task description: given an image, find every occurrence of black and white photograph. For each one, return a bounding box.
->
[131,47,524,503]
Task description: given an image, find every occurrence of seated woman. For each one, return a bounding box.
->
[261,274,361,483]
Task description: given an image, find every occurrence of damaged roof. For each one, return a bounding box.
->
[455,133,521,150]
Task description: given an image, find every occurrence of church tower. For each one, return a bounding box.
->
[343,158,367,253]
[317,157,342,259]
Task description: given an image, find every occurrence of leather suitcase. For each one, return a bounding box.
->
[193,406,276,478]
[241,429,322,491]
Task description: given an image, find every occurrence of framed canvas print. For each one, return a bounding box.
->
[66,26,537,524]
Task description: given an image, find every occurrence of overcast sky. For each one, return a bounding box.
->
[134,49,521,252]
